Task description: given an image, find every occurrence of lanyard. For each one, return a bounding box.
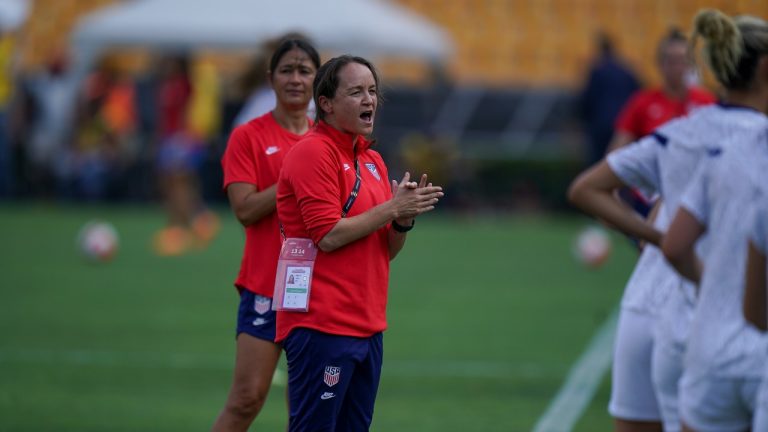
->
[280,157,362,240]
[341,158,361,218]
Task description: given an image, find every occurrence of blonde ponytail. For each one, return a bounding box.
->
[692,9,742,86]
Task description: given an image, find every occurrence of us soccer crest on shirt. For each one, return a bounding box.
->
[365,163,381,181]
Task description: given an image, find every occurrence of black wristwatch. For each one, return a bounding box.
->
[391,219,415,233]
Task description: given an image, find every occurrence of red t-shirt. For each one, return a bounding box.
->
[158,74,191,138]
[221,112,310,297]
[615,87,716,138]
[275,121,393,342]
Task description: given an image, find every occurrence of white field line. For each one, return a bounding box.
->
[532,307,618,432]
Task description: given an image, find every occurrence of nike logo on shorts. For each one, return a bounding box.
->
[320,392,335,400]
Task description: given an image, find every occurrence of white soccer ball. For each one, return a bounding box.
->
[77,220,119,262]
[573,226,612,268]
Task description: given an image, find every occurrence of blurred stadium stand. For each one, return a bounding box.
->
[5,0,768,210]
[394,0,768,87]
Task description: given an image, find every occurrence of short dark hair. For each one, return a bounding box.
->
[313,55,382,122]
[268,38,321,74]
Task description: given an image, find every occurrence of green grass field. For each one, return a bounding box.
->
[0,204,635,431]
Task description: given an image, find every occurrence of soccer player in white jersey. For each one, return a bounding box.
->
[569,9,768,432]
[661,11,768,432]
[743,200,768,333]
[744,199,768,431]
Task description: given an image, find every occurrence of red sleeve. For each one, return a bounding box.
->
[371,150,392,197]
[285,141,343,244]
[221,125,259,190]
[614,92,643,136]
[691,87,717,104]
[372,151,393,232]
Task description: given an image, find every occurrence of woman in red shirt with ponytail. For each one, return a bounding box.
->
[214,38,320,431]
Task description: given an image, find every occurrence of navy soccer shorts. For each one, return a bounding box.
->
[283,328,383,432]
[236,290,277,342]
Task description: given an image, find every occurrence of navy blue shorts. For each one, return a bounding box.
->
[156,133,206,173]
[236,290,277,342]
[283,328,383,432]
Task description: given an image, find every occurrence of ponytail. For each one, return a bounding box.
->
[692,9,768,90]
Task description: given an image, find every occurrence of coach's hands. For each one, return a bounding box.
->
[389,172,443,224]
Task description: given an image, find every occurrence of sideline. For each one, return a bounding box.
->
[531,307,618,432]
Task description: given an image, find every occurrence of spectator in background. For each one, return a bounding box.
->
[68,58,139,200]
[0,26,16,198]
[579,32,640,166]
[26,47,73,196]
[608,28,716,153]
[231,51,273,128]
[153,55,221,256]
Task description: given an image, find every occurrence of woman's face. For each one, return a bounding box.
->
[659,41,690,90]
[270,47,316,110]
[324,62,378,136]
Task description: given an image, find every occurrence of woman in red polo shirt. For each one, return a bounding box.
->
[609,28,716,152]
[275,55,444,431]
[213,38,320,431]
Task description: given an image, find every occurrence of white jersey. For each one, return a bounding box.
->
[681,116,768,379]
[606,104,764,318]
[751,200,768,432]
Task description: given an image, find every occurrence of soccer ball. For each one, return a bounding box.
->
[77,220,119,262]
[573,226,612,268]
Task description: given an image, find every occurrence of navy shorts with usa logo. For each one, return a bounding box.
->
[283,328,383,432]
[236,289,277,342]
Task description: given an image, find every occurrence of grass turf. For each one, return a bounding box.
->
[0,204,633,431]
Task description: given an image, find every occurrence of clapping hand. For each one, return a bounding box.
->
[390,172,444,223]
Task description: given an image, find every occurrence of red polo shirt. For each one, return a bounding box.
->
[615,87,716,138]
[275,121,393,342]
[221,112,309,297]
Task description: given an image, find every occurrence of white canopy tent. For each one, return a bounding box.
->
[60,0,453,135]
[71,0,453,62]
[0,0,29,31]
